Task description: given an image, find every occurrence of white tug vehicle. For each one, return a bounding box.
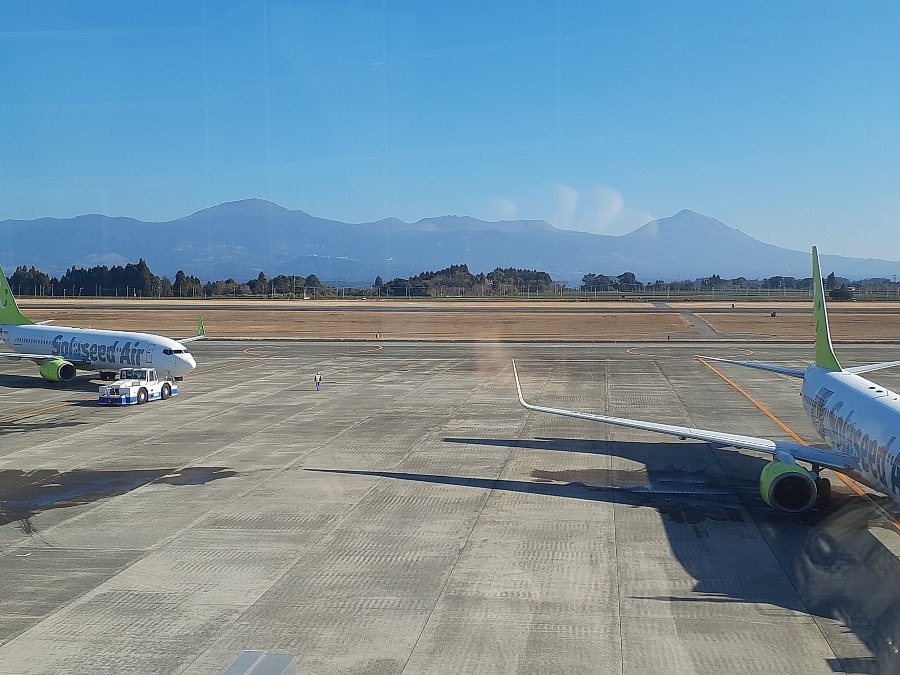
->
[99,367,178,406]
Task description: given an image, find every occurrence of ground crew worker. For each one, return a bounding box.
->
[314,371,322,391]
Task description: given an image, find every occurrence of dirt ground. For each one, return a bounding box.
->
[14,300,900,341]
[16,306,692,341]
[696,312,900,341]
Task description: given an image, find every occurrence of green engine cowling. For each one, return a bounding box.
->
[760,461,817,512]
[39,359,77,382]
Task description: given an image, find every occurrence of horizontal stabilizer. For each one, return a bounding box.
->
[845,360,900,375]
[695,355,806,378]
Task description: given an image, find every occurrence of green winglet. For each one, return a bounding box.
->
[198,315,206,338]
[811,246,841,372]
[0,265,34,326]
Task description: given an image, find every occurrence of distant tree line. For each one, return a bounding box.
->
[578,269,898,301]
[200,271,321,298]
[580,272,824,293]
[376,265,555,297]
[6,261,897,301]
[4,263,323,298]
[9,261,162,297]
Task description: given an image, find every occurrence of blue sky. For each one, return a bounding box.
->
[1,0,899,259]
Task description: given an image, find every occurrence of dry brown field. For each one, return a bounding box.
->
[14,299,900,341]
[696,311,900,341]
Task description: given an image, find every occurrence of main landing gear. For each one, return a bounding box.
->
[812,465,832,506]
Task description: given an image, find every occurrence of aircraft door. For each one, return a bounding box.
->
[145,344,153,364]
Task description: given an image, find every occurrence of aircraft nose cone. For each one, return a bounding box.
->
[179,353,196,374]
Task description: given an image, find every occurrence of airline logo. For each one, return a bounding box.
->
[51,334,147,366]
[805,386,900,495]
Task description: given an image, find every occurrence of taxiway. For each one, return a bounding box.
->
[1,341,900,673]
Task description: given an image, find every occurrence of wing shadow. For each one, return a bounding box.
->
[0,466,238,527]
[314,436,900,673]
[0,374,100,392]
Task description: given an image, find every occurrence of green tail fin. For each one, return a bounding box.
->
[0,266,34,326]
[811,246,841,371]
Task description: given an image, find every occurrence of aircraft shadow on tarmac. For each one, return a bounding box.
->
[0,374,100,393]
[313,437,900,674]
[0,419,89,437]
[0,467,238,528]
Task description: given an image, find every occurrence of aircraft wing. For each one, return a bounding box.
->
[512,360,855,473]
[695,355,806,378]
[178,316,205,344]
[0,351,92,369]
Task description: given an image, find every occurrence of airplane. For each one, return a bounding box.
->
[0,264,203,382]
[514,246,900,513]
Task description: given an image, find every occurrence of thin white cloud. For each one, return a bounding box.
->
[550,182,580,229]
[541,183,650,235]
[480,184,654,235]
[485,196,518,220]
[578,185,625,232]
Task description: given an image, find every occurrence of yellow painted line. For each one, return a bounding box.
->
[699,358,899,531]
[700,359,807,444]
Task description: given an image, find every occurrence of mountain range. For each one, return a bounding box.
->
[2,199,899,285]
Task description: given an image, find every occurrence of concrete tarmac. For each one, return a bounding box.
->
[2,341,900,673]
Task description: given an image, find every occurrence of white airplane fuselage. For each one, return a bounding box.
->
[801,367,900,501]
[0,323,196,379]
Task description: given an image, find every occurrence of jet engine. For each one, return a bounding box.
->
[39,359,77,382]
[759,461,817,512]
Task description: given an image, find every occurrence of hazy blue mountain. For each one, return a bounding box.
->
[1,199,898,285]
[619,210,900,281]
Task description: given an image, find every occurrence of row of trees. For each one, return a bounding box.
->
[5,263,322,298]
[579,272,827,292]
[376,265,555,297]
[10,261,161,297]
[578,270,894,301]
[10,261,558,299]
[6,261,894,300]
[201,272,321,298]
